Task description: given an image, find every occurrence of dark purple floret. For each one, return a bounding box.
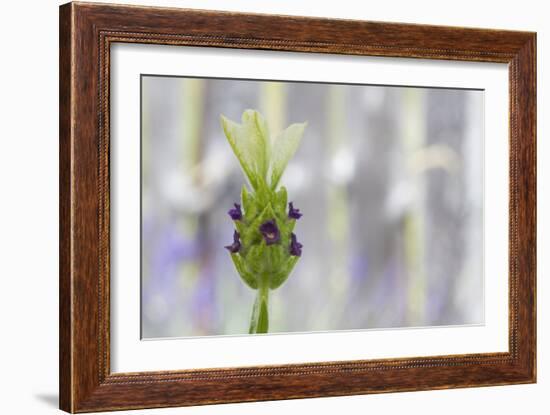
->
[259,219,280,245]
[224,230,241,253]
[289,233,303,257]
[227,203,242,220]
[288,202,302,220]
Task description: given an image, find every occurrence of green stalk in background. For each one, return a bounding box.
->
[401,88,427,326]
[221,110,307,334]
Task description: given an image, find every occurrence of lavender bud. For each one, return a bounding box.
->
[288,202,302,220]
[289,233,303,257]
[227,203,243,220]
[259,220,280,245]
[224,230,241,253]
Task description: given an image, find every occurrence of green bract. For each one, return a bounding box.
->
[221,110,306,334]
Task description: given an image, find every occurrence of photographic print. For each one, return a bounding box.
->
[141,76,484,338]
[60,4,536,410]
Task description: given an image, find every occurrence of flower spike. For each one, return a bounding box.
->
[221,110,307,334]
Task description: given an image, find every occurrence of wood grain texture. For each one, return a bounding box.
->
[59,2,537,412]
[59,3,73,411]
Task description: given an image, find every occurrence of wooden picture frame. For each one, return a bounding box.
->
[59,2,536,412]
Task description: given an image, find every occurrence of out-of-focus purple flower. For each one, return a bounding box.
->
[288,202,302,220]
[227,203,242,220]
[349,254,369,284]
[224,230,241,253]
[259,220,280,245]
[289,232,303,257]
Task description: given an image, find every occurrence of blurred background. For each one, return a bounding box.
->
[141,75,484,338]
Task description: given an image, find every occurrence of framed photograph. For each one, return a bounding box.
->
[59,2,536,412]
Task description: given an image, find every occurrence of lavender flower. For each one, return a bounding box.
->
[288,202,302,219]
[221,110,307,334]
[259,220,280,245]
[227,203,242,220]
[224,230,241,253]
[289,233,303,257]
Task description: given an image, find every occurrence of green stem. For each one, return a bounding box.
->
[249,279,269,334]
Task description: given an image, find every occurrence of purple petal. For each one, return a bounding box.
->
[288,202,302,219]
[289,233,303,257]
[224,230,241,253]
[259,219,280,245]
[227,203,242,220]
